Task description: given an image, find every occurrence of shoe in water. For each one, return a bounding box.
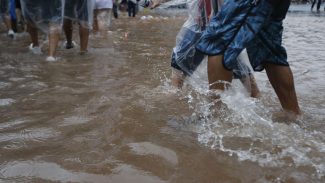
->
[79,50,88,55]
[28,43,42,55]
[64,41,76,49]
[7,30,15,39]
[45,56,58,62]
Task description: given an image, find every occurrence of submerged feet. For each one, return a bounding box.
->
[45,56,59,62]
[7,30,15,39]
[64,41,76,49]
[29,43,42,55]
[272,110,303,124]
[170,68,185,89]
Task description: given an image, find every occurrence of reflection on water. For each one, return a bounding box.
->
[0,8,325,183]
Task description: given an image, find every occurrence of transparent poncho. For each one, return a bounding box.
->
[172,0,251,77]
[20,0,65,33]
[94,0,113,28]
[64,0,95,29]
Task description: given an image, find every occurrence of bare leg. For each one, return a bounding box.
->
[240,74,261,98]
[48,24,61,58]
[27,24,39,47]
[208,55,232,90]
[63,19,74,48]
[79,22,90,53]
[311,0,316,10]
[15,9,22,23]
[2,15,12,30]
[2,15,14,38]
[96,9,111,36]
[171,68,185,89]
[265,64,301,115]
[93,10,99,34]
[249,75,261,98]
[15,8,24,32]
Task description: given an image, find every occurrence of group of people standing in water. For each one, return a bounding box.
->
[0,0,117,61]
[1,0,304,121]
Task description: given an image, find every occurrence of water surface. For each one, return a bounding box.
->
[0,7,324,183]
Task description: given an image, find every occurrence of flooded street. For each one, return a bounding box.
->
[0,6,325,183]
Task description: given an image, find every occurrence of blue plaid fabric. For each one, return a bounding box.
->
[171,25,205,76]
[196,0,289,72]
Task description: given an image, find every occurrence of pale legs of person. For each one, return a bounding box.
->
[15,8,25,32]
[93,9,112,36]
[26,22,60,60]
[207,55,301,117]
[63,19,89,54]
[93,10,99,34]
[47,23,61,61]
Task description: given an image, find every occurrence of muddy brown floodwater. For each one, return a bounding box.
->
[0,7,324,183]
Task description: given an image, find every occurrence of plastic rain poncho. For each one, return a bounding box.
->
[20,0,64,33]
[172,0,254,81]
[94,0,113,28]
[171,0,217,76]
[64,0,95,29]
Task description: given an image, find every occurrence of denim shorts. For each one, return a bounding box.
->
[196,0,289,72]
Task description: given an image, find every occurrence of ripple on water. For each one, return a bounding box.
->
[0,119,26,131]
[128,142,179,166]
[0,161,167,183]
[18,81,48,90]
[60,116,93,127]
[186,87,325,179]
[0,82,11,89]
[0,98,15,107]
[0,128,59,144]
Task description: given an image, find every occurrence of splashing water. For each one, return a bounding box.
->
[160,44,325,180]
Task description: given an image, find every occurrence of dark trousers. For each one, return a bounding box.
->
[113,3,118,18]
[128,1,136,17]
[311,0,321,10]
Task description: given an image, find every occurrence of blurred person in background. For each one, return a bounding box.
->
[113,0,119,18]
[311,0,322,11]
[127,0,137,17]
[0,0,15,38]
[93,0,113,36]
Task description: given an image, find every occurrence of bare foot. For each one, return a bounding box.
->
[272,110,302,124]
[171,68,185,89]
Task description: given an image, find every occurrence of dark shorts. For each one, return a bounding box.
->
[21,0,62,24]
[15,0,20,9]
[196,0,289,72]
[64,0,90,22]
